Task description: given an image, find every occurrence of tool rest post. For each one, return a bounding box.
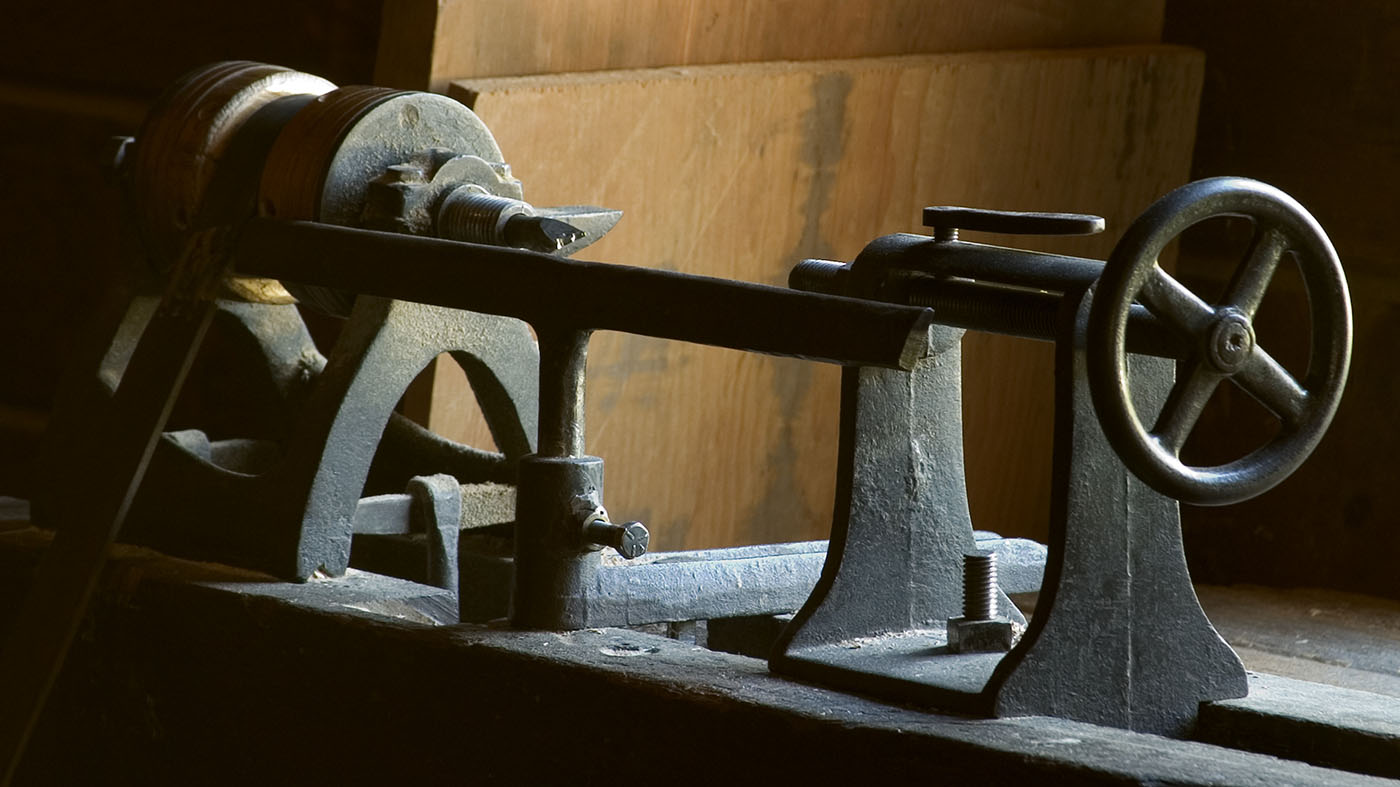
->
[536,328,590,458]
[512,456,605,630]
[512,327,601,629]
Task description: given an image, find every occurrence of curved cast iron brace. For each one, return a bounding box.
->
[279,296,538,579]
[50,295,538,581]
[986,288,1246,735]
[771,230,1245,735]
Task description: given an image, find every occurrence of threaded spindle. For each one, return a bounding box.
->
[437,188,528,245]
[788,258,848,295]
[904,283,1059,339]
[963,550,997,620]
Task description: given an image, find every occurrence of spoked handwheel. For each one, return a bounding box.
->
[1086,177,1352,506]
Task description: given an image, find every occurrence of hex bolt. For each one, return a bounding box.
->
[946,549,1014,654]
[584,519,650,560]
[962,550,997,621]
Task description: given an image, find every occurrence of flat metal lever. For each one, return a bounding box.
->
[922,206,1105,239]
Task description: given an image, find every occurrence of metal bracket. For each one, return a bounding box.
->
[37,295,539,582]
[773,231,1247,735]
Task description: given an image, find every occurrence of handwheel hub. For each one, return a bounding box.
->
[1206,309,1255,373]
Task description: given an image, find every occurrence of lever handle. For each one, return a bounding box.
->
[922,206,1105,240]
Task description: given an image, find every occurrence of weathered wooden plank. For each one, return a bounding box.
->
[427,47,1203,551]
[375,0,1165,90]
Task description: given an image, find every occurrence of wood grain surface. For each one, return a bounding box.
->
[375,0,1166,90]
[420,46,1203,551]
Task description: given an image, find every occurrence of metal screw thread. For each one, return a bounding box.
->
[933,226,958,242]
[788,258,848,294]
[904,285,1058,339]
[963,550,997,620]
[437,189,527,245]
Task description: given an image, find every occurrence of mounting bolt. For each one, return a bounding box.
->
[583,519,650,560]
[962,549,997,620]
[575,499,649,559]
[947,550,1014,653]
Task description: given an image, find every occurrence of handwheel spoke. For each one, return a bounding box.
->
[1151,364,1223,455]
[1234,346,1309,425]
[1225,226,1289,318]
[1140,266,1216,339]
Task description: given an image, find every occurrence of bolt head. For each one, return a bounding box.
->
[946,616,1016,653]
[1206,309,1255,373]
[615,522,650,559]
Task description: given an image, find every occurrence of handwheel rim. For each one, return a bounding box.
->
[1086,177,1352,506]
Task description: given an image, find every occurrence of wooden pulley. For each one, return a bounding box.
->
[127,60,334,303]
[258,85,508,314]
[259,86,505,224]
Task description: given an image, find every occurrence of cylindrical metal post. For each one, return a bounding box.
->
[511,455,604,629]
[536,328,590,458]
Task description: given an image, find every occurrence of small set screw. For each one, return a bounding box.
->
[575,501,649,560]
[583,519,650,560]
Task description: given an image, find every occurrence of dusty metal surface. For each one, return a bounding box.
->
[0,529,1393,786]
[31,60,933,652]
[775,214,1259,734]
[40,296,540,582]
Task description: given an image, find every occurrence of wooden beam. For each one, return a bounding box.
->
[375,0,1166,90]
[427,46,1204,550]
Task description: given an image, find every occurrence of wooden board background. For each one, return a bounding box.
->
[420,47,1204,551]
[375,0,1166,90]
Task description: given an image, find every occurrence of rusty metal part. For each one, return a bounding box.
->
[126,61,333,303]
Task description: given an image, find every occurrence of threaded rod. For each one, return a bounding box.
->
[963,550,997,620]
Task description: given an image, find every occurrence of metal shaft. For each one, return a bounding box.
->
[537,328,590,458]
[233,219,934,371]
[790,258,1186,358]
